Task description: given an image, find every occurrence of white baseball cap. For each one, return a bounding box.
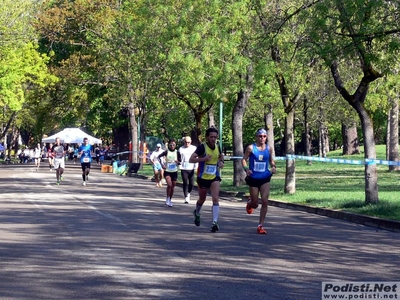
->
[156,143,162,148]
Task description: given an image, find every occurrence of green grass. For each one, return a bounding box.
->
[138,145,400,222]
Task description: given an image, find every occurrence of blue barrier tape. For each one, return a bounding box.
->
[111,151,400,166]
[224,154,400,166]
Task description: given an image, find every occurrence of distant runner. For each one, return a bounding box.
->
[52,138,66,185]
[78,137,92,186]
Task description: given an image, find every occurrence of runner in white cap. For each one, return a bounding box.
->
[150,143,165,187]
[241,128,276,234]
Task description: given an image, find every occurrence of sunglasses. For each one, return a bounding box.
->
[258,135,267,138]
[185,141,191,143]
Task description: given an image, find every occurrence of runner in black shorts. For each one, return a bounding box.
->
[242,128,276,234]
[157,138,181,207]
[189,127,225,232]
[78,137,92,186]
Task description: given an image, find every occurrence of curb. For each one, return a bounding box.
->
[269,200,400,232]
[237,195,400,233]
[130,175,400,233]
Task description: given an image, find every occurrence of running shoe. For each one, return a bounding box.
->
[184,196,190,204]
[210,221,219,232]
[246,201,254,214]
[56,181,60,185]
[193,210,200,226]
[165,198,173,207]
[82,181,86,186]
[257,225,267,234]
[60,175,64,181]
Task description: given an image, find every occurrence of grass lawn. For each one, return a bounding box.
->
[138,145,400,222]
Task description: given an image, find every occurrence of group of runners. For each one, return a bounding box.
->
[33,137,93,186]
[150,127,276,234]
[34,127,276,234]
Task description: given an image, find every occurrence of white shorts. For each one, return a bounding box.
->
[53,158,65,169]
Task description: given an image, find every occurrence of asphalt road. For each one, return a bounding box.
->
[0,162,399,300]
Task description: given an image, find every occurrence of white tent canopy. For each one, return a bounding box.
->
[42,128,102,144]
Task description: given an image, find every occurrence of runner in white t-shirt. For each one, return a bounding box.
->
[52,137,66,185]
[179,136,197,203]
[33,143,42,171]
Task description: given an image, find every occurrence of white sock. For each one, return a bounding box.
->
[212,204,219,223]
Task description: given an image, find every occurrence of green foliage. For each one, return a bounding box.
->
[6,0,398,162]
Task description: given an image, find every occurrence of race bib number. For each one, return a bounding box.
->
[83,157,90,163]
[254,161,266,172]
[182,162,190,169]
[167,162,177,172]
[204,165,217,175]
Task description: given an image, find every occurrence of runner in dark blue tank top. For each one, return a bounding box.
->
[242,128,276,234]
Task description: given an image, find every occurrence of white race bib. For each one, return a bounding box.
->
[182,162,190,169]
[254,161,266,172]
[204,165,217,175]
[167,162,177,172]
[83,157,90,163]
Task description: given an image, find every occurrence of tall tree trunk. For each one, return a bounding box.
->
[264,105,275,159]
[303,96,311,165]
[1,111,17,140]
[194,113,203,145]
[387,95,399,171]
[208,109,215,128]
[342,122,360,155]
[232,65,253,187]
[12,126,19,158]
[284,106,296,194]
[359,108,378,203]
[272,46,299,194]
[127,103,138,163]
[232,89,249,187]
[386,110,390,161]
[330,61,379,204]
[318,123,328,158]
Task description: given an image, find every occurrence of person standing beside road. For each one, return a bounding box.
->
[78,137,92,186]
[189,127,225,233]
[179,136,197,204]
[241,128,276,234]
[157,138,181,207]
[95,145,101,165]
[150,143,165,188]
[73,146,79,164]
[52,138,66,185]
[33,143,42,171]
[99,147,106,166]
[42,143,47,159]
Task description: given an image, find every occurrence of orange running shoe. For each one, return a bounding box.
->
[257,225,267,234]
[246,200,254,214]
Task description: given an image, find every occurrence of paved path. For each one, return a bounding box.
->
[0,163,399,300]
